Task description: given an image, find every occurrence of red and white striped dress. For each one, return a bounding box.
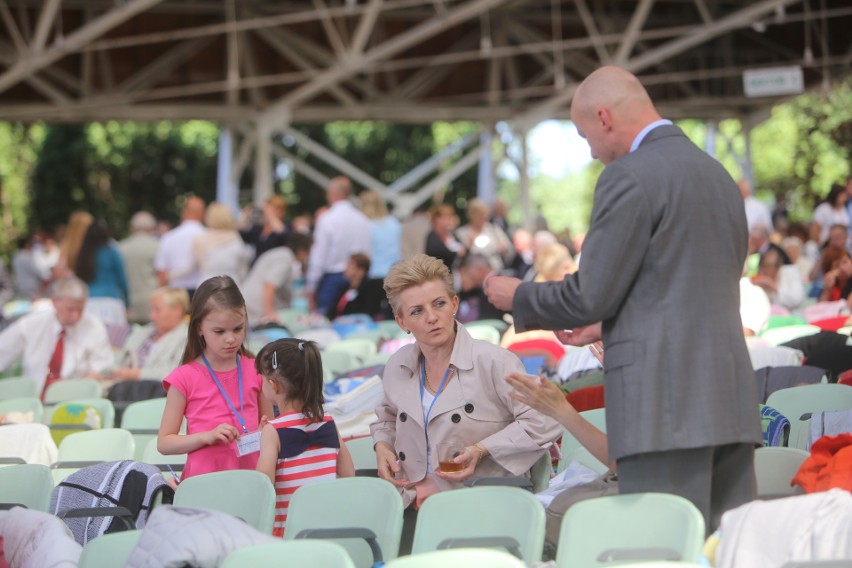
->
[270,411,340,537]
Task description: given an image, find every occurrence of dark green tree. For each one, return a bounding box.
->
[30,124,104,233]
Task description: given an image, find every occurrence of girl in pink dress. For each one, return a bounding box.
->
[158,275,274,480]
[254,338,355,537]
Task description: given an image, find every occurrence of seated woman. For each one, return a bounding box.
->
[109,287,190,381]
[818,248,852,303]
[752,248,805,312]
[370,254,561,511]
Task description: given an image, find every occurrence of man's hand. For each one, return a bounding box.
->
[554,322,602,347]
[483,275,522,311]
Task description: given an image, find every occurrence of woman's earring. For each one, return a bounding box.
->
[405,329,410,334]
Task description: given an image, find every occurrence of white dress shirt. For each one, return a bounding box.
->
[306,200,371,292]
[154,220,206,289]
[0,308,114,392]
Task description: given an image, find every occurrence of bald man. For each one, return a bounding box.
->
[486,66,761,532]
[154,196,207,296]
[305,176,371,314]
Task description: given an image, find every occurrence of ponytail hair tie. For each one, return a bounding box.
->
[272,351,278,370]
[298,341,305,352]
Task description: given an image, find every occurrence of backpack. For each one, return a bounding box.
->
[50,460,175,545]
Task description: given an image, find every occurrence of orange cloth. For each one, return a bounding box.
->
[792,433,852,493]
[565,384,605,412]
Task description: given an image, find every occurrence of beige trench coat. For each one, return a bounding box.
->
[370,323,561,507]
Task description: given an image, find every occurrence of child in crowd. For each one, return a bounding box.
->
[158,275,273,480]
[254,338,355,537]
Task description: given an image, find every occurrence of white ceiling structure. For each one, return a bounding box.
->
[0,0,849,213]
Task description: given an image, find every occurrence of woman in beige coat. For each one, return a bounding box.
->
[370,254,561,510]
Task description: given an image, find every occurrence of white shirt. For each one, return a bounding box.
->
[812,202,849,244]
[744,196,774,233]
[306,200,371,292]
[154,220,206,289]
[629,119,673,153]
[0,308,114,392]
[241,247,299,323]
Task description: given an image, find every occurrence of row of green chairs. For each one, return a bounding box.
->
[0,376,106,404]
[0,434,187,513]
[76,475,705,568]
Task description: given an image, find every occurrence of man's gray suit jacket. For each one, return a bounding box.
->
[513,124,762,461]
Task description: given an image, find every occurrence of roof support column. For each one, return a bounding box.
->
[216,127,240,215]
[476,125,496,204]
[254,122,274,205]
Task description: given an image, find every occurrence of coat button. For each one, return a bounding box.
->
[464,403,474,414]
[400,412,407,422]
[399,451,406,461]
[451,413,461,423]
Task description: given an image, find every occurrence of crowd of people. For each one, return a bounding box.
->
[1,65,851,561]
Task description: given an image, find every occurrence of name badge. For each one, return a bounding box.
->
[236,431,261,456]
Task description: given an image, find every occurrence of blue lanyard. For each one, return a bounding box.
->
[419,357,452,448]
[201,353,247,434]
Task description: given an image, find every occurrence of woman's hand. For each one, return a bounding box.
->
[505,372,571,422]
[375,441,409,487]
[434,446,481,482]
[413,476,442,510]
[201,423,241,446]
[824,269,839,290]
[589,341,604,366]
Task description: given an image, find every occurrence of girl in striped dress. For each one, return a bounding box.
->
[255,338,355,537]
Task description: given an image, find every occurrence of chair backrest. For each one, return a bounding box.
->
[43,379,103,405]
[465,323,501,344]
[0,376,38,399]
[529,450,553,494]
[758,324,821,346]
[385,548,527,568]
[52,428,136,484]
[121,398,167,461]
[321,350,358,377]
[46,398,117,447]
[555,493,705,567]
[375,320,407,339]
[345,436,377,474]
[562,446,609,475]
[0,463,53,511]
[754,446,809,498]
[77,529,142,568]
[326,338,379,362]
[173,470,276,533]
[0,396,43,423]
[299,327,342,349]
[411,486,546,564]
[765,384,852,449]
[221,540,356,568]
[557,408,606,473]
[285,477,404,568]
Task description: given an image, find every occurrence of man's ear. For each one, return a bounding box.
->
[596,108,613,131]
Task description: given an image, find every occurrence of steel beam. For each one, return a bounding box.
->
[613,0,655,65]
[0,0,165,96]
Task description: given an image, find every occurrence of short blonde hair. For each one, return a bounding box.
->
[383,254,455,315]
[205,202,235,230]
[534,243,575,282]
[151,287,190,315]
[360,189,388,219]
[466,198,490,220]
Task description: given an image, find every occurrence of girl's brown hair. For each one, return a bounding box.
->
[255,338,325,423]
[181,275,253,364]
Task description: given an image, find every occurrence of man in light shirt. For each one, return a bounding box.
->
[305,176,371,314]
[0,276,113,395]
[154,196,206,297]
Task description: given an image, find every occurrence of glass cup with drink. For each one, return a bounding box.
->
[437,439,467,474]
